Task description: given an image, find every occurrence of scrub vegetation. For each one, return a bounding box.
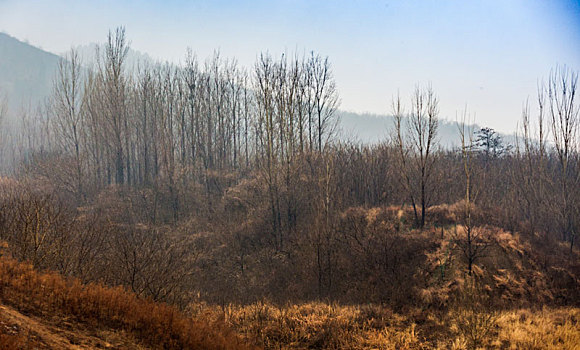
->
[0,28,578,349]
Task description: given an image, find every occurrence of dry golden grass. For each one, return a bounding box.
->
[195,301,440,349]
[195,301,580,350]
[492,308,580,350]
[0,255,255,350]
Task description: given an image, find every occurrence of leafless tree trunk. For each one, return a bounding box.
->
[254,53,282,250]
[456,110,489,275]
[52,48,86,202]
[545,66,579,251]
[309,53,339,152]
[393,85,439,228]
[101,27,130,185]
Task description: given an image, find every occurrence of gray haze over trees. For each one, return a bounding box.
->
[0,32,513,153]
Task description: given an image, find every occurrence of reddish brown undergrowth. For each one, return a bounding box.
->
[0,254,256,350]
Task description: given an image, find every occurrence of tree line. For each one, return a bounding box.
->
[0,28,577,305]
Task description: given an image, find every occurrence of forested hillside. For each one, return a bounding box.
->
[0,27,578,349]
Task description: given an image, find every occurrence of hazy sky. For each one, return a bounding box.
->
[1,0,579,133]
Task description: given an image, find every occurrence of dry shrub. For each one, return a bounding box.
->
[482,229,580,307]
[338,206,432,306]
[428,203,458,226]
[449,278,497,350]
[0,255,255,350]
[206,301,426,349]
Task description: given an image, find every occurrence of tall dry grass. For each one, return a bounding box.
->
[196,301,580,350]
[493,308,580,350]
[195,301,438,349]
[0,255,255,350]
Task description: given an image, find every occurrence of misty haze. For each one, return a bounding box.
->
[0,1,579,349]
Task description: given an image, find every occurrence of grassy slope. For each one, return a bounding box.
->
[0,303,148,349]
[197,204,580,349]
[1,202,579,349]
[200,302,580,349]
[0,255,256,350]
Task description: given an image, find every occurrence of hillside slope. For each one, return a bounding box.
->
[338,111,516,148]
[194,203,580,349]
[0,304,147,349]
[0,254,255,350]
[0,32,60,116]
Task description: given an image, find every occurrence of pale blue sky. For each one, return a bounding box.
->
[1,0,579,133]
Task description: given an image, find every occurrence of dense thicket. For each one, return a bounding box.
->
[0,28,578,308]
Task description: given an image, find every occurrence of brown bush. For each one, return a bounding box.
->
[0,254,256,350]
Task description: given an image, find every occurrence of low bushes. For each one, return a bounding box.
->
[0,255,255,350]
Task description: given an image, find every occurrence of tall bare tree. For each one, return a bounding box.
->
[254,53,282,249]
[393,85,439,228]
[545,66,579,251]
[308,53,339,152]
[52,48,86,201]
[99,26,130,185]
[455,110,489,275]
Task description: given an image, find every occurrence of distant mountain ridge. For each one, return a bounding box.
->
[338,111,515,149]
[0,32,514,146]
[0,33,154,120]
[0,32,60,117]
[68,42,155,71]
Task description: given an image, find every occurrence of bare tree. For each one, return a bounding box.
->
[514,95,549,234]
[0,188,68,269]
[455,110,489,275]
[52,48,86,202]
[0,91,5,133]
[99,26,130,185]
[254,53,282,250]
[545,66,579,251]
[393,85,439,228]
[312,152,338,298]
[308,53,339,152]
